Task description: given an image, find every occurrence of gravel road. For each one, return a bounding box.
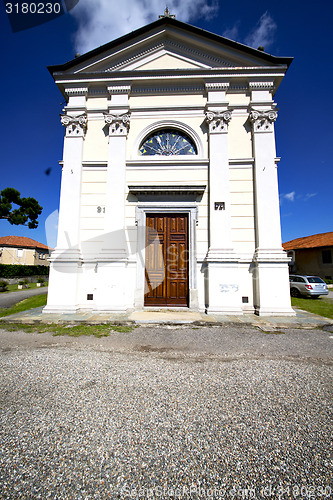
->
[0,325,332,499]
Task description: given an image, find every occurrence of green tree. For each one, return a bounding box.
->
[0,188,42,229]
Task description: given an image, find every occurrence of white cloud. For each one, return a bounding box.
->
[244,11,277,50]
[71,0,219,54]
[223,22,240,41]
[304,193,317,201]
[280,191,318,205]
[284,191,296,202]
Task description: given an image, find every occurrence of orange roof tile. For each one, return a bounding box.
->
[0,236,51,251]
[283,232,333,250]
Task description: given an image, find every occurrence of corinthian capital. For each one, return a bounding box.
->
[104,113,131,136]
[205,110,232,134]
[249,109,277,132]
[60,114,87,137]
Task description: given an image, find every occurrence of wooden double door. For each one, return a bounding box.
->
[144,214,189,307]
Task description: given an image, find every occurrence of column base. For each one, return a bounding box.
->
[254,306,296,317]
[253,250,295,316]
[205,260,243,314]
[42,305,80,314]
[94,261,135,310]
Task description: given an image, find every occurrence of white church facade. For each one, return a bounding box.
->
[44,14,294,316]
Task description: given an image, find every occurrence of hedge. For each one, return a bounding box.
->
[0,264,49,278]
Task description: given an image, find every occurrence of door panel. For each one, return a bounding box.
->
[144,214,188,306]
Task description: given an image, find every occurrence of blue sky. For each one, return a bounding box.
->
[0,0,332,247]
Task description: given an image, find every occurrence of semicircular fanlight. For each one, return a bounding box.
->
[139,129,197,156]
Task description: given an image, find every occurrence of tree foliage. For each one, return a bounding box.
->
[0,188,42,229]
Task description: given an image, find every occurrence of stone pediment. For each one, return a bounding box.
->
[49,18,292,77]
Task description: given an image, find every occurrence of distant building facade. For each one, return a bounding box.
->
[283,232,333,281]
[45,14,294,316]
[0,236,51,266]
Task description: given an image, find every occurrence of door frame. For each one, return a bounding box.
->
[135,203,198,309]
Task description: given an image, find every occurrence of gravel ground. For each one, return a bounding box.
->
[0,325,332,499]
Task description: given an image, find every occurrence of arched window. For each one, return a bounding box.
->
[139,129,197,156]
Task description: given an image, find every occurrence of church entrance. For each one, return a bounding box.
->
[144,214,189,306]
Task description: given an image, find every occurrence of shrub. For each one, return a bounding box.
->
[0,280,8,291]
[0,264,49,278]
[18,279,29,288]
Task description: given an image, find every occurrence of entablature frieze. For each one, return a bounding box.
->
[56,72,284,107]
[131,85,204,94]
[126,158,208,169]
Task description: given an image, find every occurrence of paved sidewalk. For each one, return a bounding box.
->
[0,304,332,330]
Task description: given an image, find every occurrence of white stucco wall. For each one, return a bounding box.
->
[80,91,256,258]
[80,169,107,257]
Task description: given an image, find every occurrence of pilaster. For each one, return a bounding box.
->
[205,82,234,256]
[91,86,132,311]
[204,83,241,313]
[101,108,130,259]
[44,89,88,313]
[249,84,294,316]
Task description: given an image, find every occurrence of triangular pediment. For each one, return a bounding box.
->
[49,18,292,76]
[121,51,208,71]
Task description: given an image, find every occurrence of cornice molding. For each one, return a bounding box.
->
[105,40,234,72]
[249,81,274,91]
[60,113,87,137]
[165,40,234,68]
[106,42,164,71]
[229,84,248,92]
[205,82,229,91]
[107,85,131,94]
[88,88,109,96]
[64,87,88,96]
[55,68,287,87]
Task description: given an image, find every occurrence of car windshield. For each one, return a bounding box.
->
[307,277,325,283]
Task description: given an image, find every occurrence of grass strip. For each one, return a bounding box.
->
[291,297,333,320]
[1,283,48,293]
[0,294,47,318]
[0,322,133,337]
[0,293,134,336]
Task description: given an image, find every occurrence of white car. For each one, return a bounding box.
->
[289,275,329,298]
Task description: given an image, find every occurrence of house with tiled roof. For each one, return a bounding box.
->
[0,236,52,266]
[283,232,333,280]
